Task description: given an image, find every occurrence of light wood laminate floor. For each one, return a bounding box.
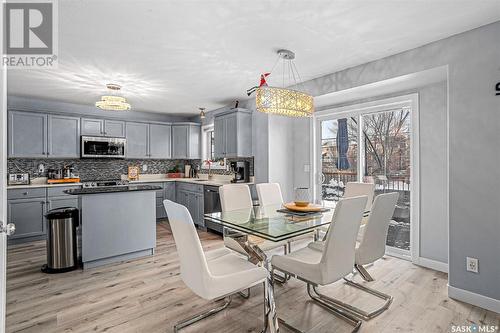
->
[6,223,500,333]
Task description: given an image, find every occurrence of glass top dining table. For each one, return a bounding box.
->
[204,204,335,243]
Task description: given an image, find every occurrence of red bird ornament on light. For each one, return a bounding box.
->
[246,72,270,96]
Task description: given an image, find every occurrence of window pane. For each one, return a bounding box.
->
[320,117,358,207]
[362,108,411,251]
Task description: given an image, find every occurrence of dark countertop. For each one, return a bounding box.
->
[64,185,162,195]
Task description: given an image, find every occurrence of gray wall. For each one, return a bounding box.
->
[7,96,195,123]
[206,21,500,302]
[296,21,500,301]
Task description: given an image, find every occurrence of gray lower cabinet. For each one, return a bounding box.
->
[47,196,80,211]
[47,115,80,158]
[171,123,200,159]
[164,182,176,201]
[126,122,149,158]
[7,186,81,244]
[8,111,47,158]
[155,185,166,220]
[149,123,171,159]
[7,197,46,241]
[176,183,204,227]
[214,108,252,158]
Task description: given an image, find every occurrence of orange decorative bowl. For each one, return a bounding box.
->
[294,201,310,207]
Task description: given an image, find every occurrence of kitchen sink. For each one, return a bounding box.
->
[193,179,209,182]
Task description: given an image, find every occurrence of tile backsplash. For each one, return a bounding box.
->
[194,157,254,176]
[8,156,254,181]
[8,158,189,181]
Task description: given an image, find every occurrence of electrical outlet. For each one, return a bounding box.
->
[466,257,479,273]
[142,164,148,172]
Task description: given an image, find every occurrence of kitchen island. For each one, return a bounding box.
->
[65,185,161,269]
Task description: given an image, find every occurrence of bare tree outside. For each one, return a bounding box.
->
[320,107,412,250]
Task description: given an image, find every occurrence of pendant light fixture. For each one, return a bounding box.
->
[255,49,314,117]
[199,107,206,119]
[95,84,131,111]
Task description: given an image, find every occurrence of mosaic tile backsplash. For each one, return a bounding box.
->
[8,158,189,181]
[194,157,254,176]
[8,157,254,181]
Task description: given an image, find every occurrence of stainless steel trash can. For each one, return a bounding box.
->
[42,207,79,273]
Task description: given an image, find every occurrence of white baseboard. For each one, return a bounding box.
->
[415,257,448,273]
[448,285,500,314]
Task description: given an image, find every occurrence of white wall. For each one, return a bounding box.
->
[267,115,295,202]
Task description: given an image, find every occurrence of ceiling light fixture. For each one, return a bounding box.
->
[255,49,314,117]
[199,107,206,119]
[95,84,131,111]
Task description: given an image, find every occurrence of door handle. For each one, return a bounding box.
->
[0,222,16,236]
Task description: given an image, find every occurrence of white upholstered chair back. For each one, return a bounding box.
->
[320,195,367,284]
[344,182,375,212]
[163,200,212,299]
[256,183,284,206]
[219,184,253,211]
[356,192,398,266]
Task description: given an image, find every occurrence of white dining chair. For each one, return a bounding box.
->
[220,184,289,255]
[163,200,268,332]
[256,182,315,251]
[256,183,284,206]
[319,182,375,241]
[343,182,375,212]
[271,196,368,332]
[307,192,398,320]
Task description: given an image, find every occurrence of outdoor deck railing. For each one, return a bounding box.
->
[322,171,410,192]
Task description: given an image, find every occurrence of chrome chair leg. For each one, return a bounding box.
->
[307,284,362,332]
[237,288,251,299]
[271,268,290,284]
[354,264,374,282]
[341,277,393,320]
[174,296,232,332]
[278,318,305,333]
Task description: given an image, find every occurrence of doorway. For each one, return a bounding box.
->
[313,94,419,259]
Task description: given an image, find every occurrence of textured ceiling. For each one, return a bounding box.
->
[7,0,500,115]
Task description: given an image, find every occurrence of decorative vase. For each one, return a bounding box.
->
[294,187,310,207]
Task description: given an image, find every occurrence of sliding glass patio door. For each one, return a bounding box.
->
[314,96,418,257]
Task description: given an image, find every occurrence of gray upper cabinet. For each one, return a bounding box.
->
[81,118,125,137]
[213,109,252,158]
[149,123,171,159]
[126,122,149,158]
[47,115,80,158]
[104,120,125,137]
[172,123,200,159]
[81,118,104,136]
[8,111,47,158]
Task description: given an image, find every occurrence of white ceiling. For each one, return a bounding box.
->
[7,0,500,115]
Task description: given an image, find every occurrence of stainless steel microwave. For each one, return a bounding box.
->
[81,136,126,158]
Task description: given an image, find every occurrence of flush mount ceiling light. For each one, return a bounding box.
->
[255,49,314,117]
[199,107,206,119]
[95,84,131,111]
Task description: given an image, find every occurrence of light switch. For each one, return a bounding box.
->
[303,164,310,172]
[142,164,148,172]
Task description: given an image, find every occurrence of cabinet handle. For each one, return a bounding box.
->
[23,192,28,195]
